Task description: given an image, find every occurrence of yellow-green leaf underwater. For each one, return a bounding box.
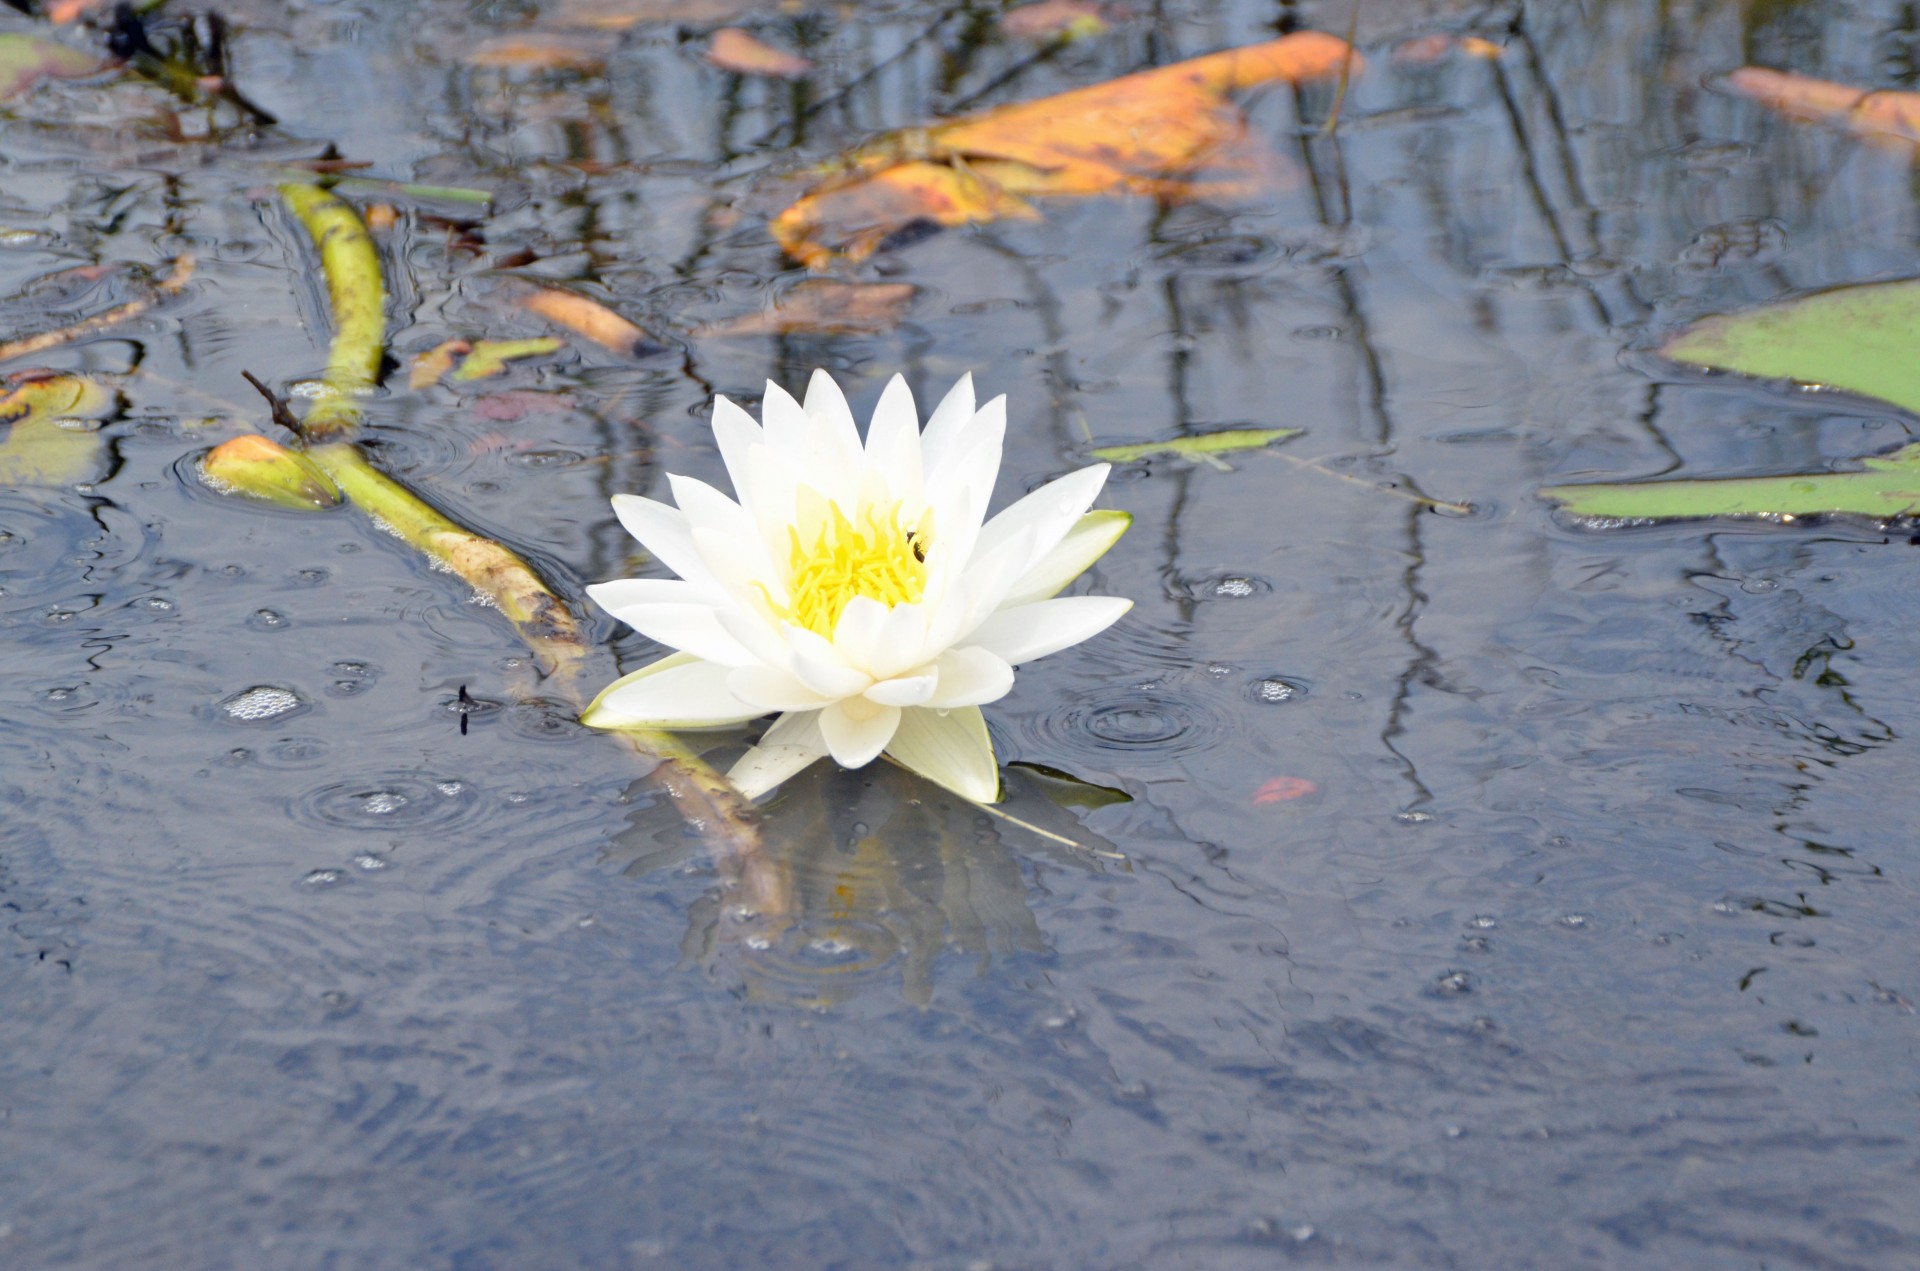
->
[0,371,114,487]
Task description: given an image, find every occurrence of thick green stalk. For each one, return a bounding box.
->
[280,183,385,438]
[273,185,759,844]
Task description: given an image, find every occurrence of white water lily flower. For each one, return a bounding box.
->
[581,369,1131,802]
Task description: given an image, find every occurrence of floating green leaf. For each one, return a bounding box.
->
[1543,442,1920,523]
[0,33,104,101]
[1007,762,1133,811]
[1091,426,1303,470]
[0,372,115,487]
[1663,278,1920,416]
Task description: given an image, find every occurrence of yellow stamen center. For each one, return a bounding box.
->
[784,502,927,637]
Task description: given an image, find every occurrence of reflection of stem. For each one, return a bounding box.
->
[0,256,196,364]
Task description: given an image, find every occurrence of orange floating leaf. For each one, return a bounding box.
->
[773,162,1039,270]
[1253,776,1317,805]
[707,28,812,79]
[698,280,917,336]
[1727,66,1920,147]
[517,286,661,355]
[770,31,1359,267]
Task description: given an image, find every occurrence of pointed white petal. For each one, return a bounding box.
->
[586,577,719,613]
[728,664,835,712]
[710,395,763,499]
[863,670,937,707]
[886,706,1000,802]
[760,379,808,457]
[819,699,902,767]
[861,598,933,681]
[666,473,752,538]
[581,654,765,729]
[595,602,756,666]
[611,493,712,587]
[975,464,1111,569]
[802,368,863,477]
[865,374,924,499]
[728,710,828,800]
[966,596,1132,665]
[1000,509,1131,606]
[919,373,976,472]
[925,646,1014,707]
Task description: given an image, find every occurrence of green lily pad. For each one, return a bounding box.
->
[1549,278,1920,524]
[1091,426,1302,471]
[0,33,106,101]
[1664,277,1920,415]
[0,372,116,487]
[1543,442,1920,523]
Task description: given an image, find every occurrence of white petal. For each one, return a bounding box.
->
[830,594,891,671]
[926,406,1004,528]
[864,670,937,707]
[728,664,835,712]
[595,602,756,667]
[586,577,719,612]
[802,368,864,478]
[760,379,809,459]
[885,706,1000,802]
[728,710,828,801]
[580,655,765,729]
[611,494,712,587]
[919,373,976,473]
[865,374,923,499]
[966,595,1132,665]
[862,598,933,681]
[819,698,902,767]
[785,625,874,698]
[667,473,753,539]
[975,464,1111,570]
[1001,509,1131,607]
[925,646,1014,707]
[710,395,763,499]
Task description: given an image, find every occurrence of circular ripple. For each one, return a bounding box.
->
[1020,688,1232,765]
[289,773,482,832]
[505,696,593,743]
[1169,571,1275,602]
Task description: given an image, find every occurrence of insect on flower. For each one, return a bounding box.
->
[581,370,1132,802]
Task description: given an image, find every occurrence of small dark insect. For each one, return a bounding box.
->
[458,684,472,735]
[906,530,926,563]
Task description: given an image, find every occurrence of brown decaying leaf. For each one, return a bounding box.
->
[553,0,778,30]
[517,286,659,355]
[771,31,1360,268]
[1000,0,1115,41]
[0,31,106,101]
[707,28,812,79]
[466,33,611,71]
[1728,66,1920,147]
[44,0,111,23]
[698,280,917,337]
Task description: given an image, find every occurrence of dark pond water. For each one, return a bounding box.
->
[4,0,1920,1266]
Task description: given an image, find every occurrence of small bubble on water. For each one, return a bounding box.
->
[1444,1124,1464,1139]
[1212,576,1257,598]
[1467,915,1498,929]
[221,686,305,722]
[293,568,330,586]
[435,781,464,797]
[1559,912,1590,929]
[302,869,344,887]
[44,687,73,702]
[505,791,528,804]
[810,937,853,955]
[249,608,288,630]
[1396,810,1434,825]
[1460,936,1491,954]
[139,596,175,611]
[1205,662,1236,678]
[353,853,388,871]
[744,935,773,951]
[1252,678,1297,703]
[359,791,408,816]
[1290,1225,1316,1243]
[1434,969,1472,995]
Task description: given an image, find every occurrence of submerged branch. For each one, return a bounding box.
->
[0,255,195,364]
[279,183,384,439]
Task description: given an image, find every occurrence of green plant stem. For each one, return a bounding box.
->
[280,183,385,439]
